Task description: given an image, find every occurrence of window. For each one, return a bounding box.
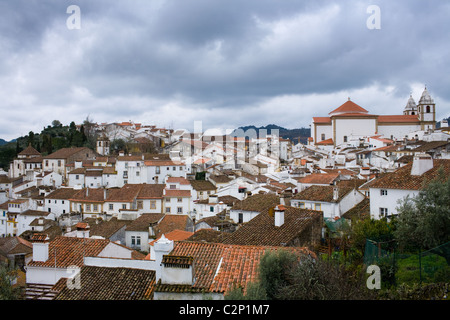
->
[238,213,243,224]
[109,204,114,210]
[210,206,214,212]
[123,171,128,178]
[131,236,136,245]
[150,201,156,209]
[166,198,170,203]
[62,201,64,204]
[122,204,127,210]
[136,171,140,176]
[93,204,98,211]
[86,204,91,211]
[380,207,388,217]
[314,203,321,211]
[179,167,183,171]
[136,236,141,246]
[177,207,183,213]
[343,136,348,143]
[170,185,176,189]
[380,189,388,196]
[156,166,160,174]
[177,198,182,203]
[426,105,430,113]
[137,201,143,210]
[321,133,325,141]
[166,207,171,213]
[173,167,176,171]
[299,202,305,209]
[58,160,61,167]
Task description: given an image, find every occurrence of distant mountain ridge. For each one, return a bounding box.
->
[230,124,310,144]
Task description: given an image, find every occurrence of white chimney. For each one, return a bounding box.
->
[411,153,433,176]
[274,205,285,227]
[154,235,174,282]
[32,234,50,262]
[333,187,339,201]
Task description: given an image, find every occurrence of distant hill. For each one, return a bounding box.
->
[230,124,310,144]
[0,139,9,146]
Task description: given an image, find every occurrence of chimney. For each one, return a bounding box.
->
[274,205,285,227]
[32,234,50,262]
[411,153,433,176]
[104,188,108,200]
[333,186,339,201]
[153,234,174,282]
[86,187,89,197]
[280,192,291,206]
[76,222,90,238]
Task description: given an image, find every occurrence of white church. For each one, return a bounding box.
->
[311,87,436,147]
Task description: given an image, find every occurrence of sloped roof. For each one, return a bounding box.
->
[230,193,279,212]
[296,173,340,185]
[190,180,217,191]
[155,241,313,295]
[18,145,41,156]
[55,266,155,300]
[329,100,369,115]
[45,188,80,200]
[27,236,111,268]
[126,213,165,232]
[377,115,420,123]
[222,206,323,247]
[0,236,33,257]
[44,147,91,160]
[367,159,450,190]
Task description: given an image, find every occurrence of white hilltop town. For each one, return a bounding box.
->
[1,86,449,300]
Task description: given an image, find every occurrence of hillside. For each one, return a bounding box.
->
[230,124,310,144]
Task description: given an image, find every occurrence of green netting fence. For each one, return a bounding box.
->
[364,239,450,288]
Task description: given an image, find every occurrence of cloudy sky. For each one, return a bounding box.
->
[1,0,449,140]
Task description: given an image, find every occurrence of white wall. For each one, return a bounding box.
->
[377,124,421,140]
[369,187,419,219]
[229,210,260,224]
[335,118,376,146]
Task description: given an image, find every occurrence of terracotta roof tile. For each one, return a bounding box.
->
[296,173,339,185]
[231,193,279,212]
[377,115,420,123]
[368,159,450,190]
[55,266,155,300]
[329,100,369,115]
[223,207,323,247]
[158,241,314,294]
[27,236,110,268]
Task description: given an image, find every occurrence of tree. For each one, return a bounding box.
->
[27,131,35,148]
[276,255,375,300]
[52,120,62,128]
[257,250,298,300]
[394,168,450,254]
[226,250,376,300]
[0,262,23,300]
[350,217,395,261]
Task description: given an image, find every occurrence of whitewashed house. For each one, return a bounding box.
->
[367,154,450,219]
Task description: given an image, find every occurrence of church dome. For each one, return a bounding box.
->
[419,86,434,105]
[404,94,417,111]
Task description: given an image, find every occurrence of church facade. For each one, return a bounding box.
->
[311,87,436,147]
